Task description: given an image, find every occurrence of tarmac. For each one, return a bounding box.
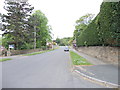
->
[0,48,119,88]
[71,48,119,88]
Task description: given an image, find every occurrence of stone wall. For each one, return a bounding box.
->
[7,45,58,56]
[9,48,43,56]
[76,46,119,65]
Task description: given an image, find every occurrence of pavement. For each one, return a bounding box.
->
[0,54,30,59]
[2,46,106,88]
[71,48,119,88]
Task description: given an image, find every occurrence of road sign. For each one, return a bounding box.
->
[9,45,14,49]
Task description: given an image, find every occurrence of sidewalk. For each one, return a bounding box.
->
[71,48,119,88]
[0,54,24,60]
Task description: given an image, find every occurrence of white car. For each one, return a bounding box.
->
[64,46,69,51]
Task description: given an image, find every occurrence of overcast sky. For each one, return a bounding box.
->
[0,0,103,39]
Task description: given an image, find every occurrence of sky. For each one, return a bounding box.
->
[0,0,103,39]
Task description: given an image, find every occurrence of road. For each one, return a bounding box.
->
[2,47,106,88]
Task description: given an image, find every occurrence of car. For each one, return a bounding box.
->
[64,46,69,51]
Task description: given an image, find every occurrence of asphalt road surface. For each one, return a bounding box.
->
[2,47,106,88]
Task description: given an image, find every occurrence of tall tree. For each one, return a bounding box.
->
[75,13,95,32]
[2,0,34,49]
[74,14,94,42]
[29,10,52,48]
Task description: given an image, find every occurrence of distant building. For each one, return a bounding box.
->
[72,40,76,48]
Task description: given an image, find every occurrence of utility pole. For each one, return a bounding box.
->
[34,26,36,49]
[32,15,37,50]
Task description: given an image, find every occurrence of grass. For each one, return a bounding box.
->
[24,47,59,56]
[70,51,92,65]
[24,50,51,56]
[0,47,59,62]
[0,58,12,62]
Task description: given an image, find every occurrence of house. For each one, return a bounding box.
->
[72,40,76,48]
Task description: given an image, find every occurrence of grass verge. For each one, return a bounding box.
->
[0,58,12,62]
[24,47,59,56]
[70,51,92,65]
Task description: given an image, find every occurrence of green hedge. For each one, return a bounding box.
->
[77,2,120,47]
[76,15,102,46]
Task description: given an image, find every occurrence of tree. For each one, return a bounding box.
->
[28,10,52,48]
[2,0,34,49]
[55,38,61,45]
[75,13,94,32]
[55,37,73,46]
[74,14,94,44]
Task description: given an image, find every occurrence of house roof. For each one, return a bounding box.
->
[72,40,76,43]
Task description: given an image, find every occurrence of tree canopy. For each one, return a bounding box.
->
[1,0,52,50]
[29,10,52,48]
[73,13,94,42]
[55,37,73,46]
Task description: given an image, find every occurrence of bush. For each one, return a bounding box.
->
[41,46,47,50]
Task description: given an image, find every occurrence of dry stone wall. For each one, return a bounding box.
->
[76,46,119,65]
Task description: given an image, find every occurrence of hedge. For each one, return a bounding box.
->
[77,2,120,47]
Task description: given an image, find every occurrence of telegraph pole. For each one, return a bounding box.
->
[34,26,36,49]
